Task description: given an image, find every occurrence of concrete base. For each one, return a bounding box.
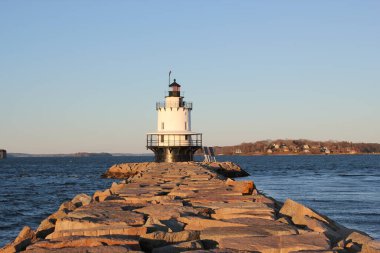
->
[149,146,200,162]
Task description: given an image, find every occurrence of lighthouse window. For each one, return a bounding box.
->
[185,122,187,130]
[185,135,189,140]
[160,135,164,143]
[161,122,164,130]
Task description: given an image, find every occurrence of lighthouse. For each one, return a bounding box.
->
[146,79,202,162]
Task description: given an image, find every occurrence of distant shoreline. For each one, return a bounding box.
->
[5,152,380,158]
[212,139,380,156]
[7,152,153,158]
[216,152,380,156]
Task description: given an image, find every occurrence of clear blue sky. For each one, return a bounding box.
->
[1,1,379,154]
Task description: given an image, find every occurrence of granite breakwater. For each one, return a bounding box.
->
[1,162,379,253]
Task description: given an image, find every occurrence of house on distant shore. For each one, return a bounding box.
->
[269,144,280,150]
[0,149,7,159]
[280,144,289,152]
[320,146,330,154]
[346,148,357,154]
[302,145,310,153]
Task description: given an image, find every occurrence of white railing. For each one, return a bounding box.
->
[156,101,193,110]
[146,133,202,147]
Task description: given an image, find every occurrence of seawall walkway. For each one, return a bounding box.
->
[1,162,379,253]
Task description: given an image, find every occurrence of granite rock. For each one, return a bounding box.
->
[219,233,330,253]
[1,226,36,253]
[279,198,350,243]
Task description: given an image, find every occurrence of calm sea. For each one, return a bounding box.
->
[0,155,379,246]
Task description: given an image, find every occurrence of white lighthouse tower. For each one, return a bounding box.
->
[146,79,202,162]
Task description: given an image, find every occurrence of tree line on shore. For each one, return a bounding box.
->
[211,139,380,155]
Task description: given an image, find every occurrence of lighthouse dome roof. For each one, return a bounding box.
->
[169,79,181,87]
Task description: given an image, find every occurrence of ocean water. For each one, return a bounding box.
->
[0,155,379,246]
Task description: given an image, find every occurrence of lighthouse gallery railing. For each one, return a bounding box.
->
[156,101,193,110]
[146,133,202,147]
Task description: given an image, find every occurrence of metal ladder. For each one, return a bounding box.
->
[203,146,216,162]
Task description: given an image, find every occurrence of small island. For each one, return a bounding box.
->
[7,152,113,158]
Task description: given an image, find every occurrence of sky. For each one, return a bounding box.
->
[0,1,379,154]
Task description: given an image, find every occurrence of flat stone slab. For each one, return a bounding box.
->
[26,235,141,251]
[178,216,248,230]
[47,226,147,239]
[200,225,296,242]
[54,202,146,232]
[219,233,331,253]
[134,204,199,220]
